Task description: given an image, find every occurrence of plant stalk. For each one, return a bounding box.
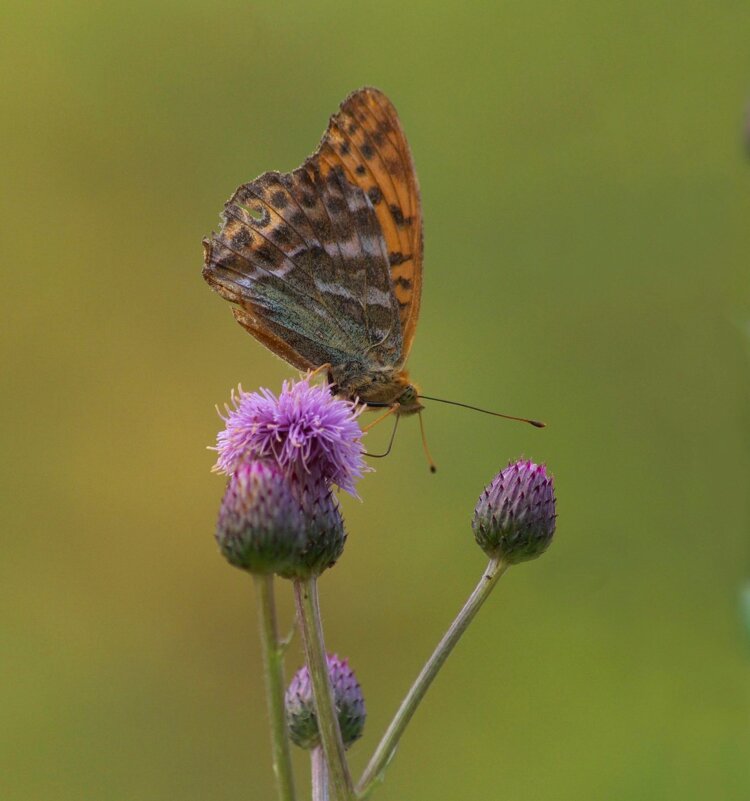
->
[356,557,508,797]
[293,576,353,801]
[311,746,329,801]
[254,574,297,801]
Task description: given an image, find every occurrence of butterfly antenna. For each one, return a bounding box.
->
[417,395,546,428]
[418,410,438,473]
[363,414,400,459]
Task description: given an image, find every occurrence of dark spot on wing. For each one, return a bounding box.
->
[300,192,316,208]
[389,204,407,227]
[308,244,326,264]
[327,195,347,214]
[290,210,307,227]
[339,140,351,156]
[234,187,252,205]
[270,190,287,208]
[348,123,358,134]
[355,164,366,176]
[329,164,346,181]
[271,224,293,245]
[255,243,275,263]
[372,130,385,146]
[367,186,382,205]
[361,142,375,160]
[354,207,373,228]
[231,228,252,248]
[389,251,409,266]
[394,276,413,290]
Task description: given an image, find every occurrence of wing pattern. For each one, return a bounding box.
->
[312,87,423,361]
[202,87,422,373]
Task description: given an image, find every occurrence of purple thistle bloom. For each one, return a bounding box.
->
[214,376,369,496]
[285,654,366,750]
[473,460,556,564]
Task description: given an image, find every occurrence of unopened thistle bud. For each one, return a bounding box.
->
[285,654,366,750]
[215,461,306,575]
[279,474,346,579]
[472,460,556,564]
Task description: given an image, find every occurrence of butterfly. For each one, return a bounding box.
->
[203,87,424,416]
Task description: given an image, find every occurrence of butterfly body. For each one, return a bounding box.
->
[329,364,422,415]
[203,87,423,415]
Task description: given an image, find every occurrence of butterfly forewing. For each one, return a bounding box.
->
[311,88,423,363]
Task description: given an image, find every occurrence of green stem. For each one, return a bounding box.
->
[293,577,354,801]
[254,574,297,801]
[356,557,508,798]
[311,747,329,801]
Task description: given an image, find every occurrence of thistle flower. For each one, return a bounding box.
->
[214,377,367,496]
[215,460,306,575]
[285,654,366,750]
[472,460,556,564]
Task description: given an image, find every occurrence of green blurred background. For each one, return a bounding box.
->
[2,1,749,799]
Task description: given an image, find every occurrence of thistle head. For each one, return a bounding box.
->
[285,654,366,750]
[216,459,347,578]
[215,460,307,575]
[214,376,368,496]
[282,472,346,579]
[472,460,556,564]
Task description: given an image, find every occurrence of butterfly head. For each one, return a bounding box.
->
[393,382,423,416]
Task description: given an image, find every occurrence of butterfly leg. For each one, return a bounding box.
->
[361,403,400,433]
[304,363,333,383]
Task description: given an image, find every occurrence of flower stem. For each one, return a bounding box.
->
[293,577,354,801]
[311,747,329,801]
[254,574,297,801]
[356,557,508,798]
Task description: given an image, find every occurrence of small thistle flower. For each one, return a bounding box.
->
[214,377,368,496]
[215,460,306,575]
[285,654,366,750]
[472,460,556,564]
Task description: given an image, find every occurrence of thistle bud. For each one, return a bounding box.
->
[279,475,346,579]
[472,460,556,564]
[285,654,366,750]
[215,461,306,575]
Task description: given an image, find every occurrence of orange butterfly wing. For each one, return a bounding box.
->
[310,87,423,365]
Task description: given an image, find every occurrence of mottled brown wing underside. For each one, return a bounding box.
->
[313,87,423,361]
[202,87,422,374]
[203,142,404,371]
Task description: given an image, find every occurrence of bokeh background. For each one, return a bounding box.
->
[2,2,749,799]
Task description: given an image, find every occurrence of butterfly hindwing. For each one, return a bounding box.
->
[203,155,403,370]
